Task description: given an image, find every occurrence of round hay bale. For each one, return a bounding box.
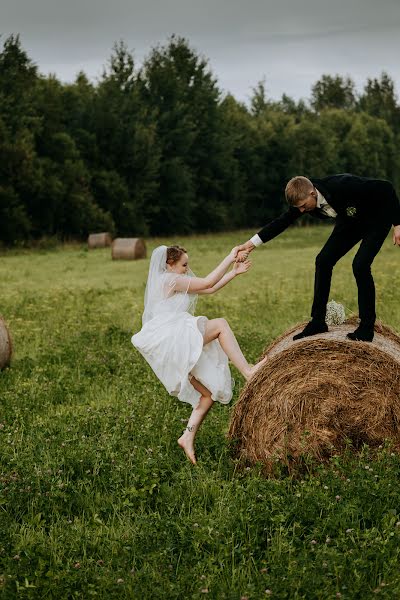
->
[228,319,400,471]
[111,238,146,260]
[88,232,112,249]
[0,317,12,369]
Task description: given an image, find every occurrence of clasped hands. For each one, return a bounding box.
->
[234,241,256,263]
[227,243,254,274]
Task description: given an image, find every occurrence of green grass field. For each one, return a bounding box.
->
[1,226,400,599]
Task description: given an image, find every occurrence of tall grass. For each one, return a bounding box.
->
[1,227,400,599]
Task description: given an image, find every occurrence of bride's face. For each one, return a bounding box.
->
[169,253,189,274]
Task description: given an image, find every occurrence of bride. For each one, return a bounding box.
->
[131,244,266,464]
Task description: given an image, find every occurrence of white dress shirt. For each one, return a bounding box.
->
[250,188,337,247]
[316,189,337,219]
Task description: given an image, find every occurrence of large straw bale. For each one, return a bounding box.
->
[228,319,400,471]
[111,238,146,260]
[0,317,12,369]
[88,232,112,248]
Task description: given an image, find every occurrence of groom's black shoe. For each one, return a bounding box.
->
[293,320,328,340]
[346,326,374,342]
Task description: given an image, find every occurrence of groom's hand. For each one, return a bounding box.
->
[393,225,400,246]
[236,241,255,262]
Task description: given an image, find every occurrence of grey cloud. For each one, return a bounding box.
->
[1,0,399,101]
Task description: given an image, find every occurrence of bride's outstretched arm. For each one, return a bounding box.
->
[198,260,251,295]
[173,247,239,293]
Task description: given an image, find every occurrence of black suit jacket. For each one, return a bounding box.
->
[257,173,400,244]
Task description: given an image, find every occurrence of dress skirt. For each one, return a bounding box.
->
[131,312,233,408]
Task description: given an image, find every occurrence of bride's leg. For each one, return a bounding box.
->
[203,318,255,380]
[178,377,213,465]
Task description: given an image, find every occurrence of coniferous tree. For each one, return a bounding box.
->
[358,72,400,134]
[141,36,232,233]
[94,41,160,234]
[311,75,356,112]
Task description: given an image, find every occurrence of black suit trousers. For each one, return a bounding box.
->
[311,220,391,327]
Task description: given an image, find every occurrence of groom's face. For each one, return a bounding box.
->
[295,188,318,213]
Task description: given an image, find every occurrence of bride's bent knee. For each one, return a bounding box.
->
[205,318,223,336]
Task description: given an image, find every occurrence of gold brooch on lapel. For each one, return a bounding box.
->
[346,206,357,217]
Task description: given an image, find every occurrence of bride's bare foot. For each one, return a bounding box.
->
[244,357,268,380]
[243,364,254,381]
[178,432,197,465]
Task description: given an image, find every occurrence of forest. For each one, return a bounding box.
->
[1,34,399,244]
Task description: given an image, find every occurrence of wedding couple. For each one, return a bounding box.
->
[132,173,400,464]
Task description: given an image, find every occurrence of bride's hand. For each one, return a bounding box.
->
[228,246,239,262]
[233,259,251,275]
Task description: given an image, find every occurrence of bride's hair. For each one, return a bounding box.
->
[166,245,187,265]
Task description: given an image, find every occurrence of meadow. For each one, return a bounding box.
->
[1,226,400,599]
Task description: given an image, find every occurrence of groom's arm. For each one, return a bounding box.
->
[256,207,302,242]
[238,207,302,256]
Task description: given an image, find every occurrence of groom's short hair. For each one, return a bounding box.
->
[285,176,314,205]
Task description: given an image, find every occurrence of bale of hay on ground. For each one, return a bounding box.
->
[228,319,400,471]
[111,238,146,260]
[0,317,12,369]
[88,232,113,248]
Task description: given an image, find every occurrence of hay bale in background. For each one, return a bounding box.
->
[111,238,146,260]
[88,232,113,248]
[228,319,400,471]
[0,317,12,369]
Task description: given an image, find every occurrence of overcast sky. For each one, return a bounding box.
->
[1,0,400,103]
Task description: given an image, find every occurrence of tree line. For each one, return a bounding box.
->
[1,34,400,244]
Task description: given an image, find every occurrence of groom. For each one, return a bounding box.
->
[237,173,400,341]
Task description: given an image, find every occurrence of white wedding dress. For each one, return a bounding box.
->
[131,260,233,408]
